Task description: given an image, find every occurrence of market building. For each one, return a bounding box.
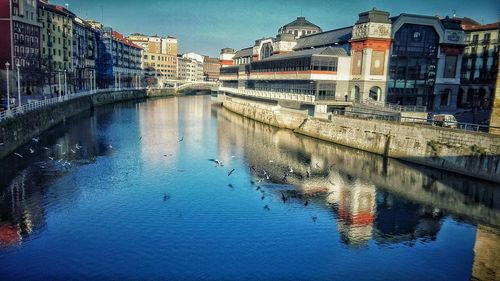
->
[220,9,470,112]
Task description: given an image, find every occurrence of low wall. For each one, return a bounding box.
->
[0,88,176,159]
[223,98,500,183]
[223,97,308,130]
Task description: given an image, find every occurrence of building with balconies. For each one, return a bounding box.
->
[459,20,499,111]
[128,34,178,84]
[0,0,42,95]
[94,25,142,89]
[38,0,75,93]
[73,16,97,91]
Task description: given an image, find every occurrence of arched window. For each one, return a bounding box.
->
[369,86,381,101]
[260,42,273,60]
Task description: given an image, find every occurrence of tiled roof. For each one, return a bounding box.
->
[462,22,499,31]
[293,26,352,50]
[112,31,143,49]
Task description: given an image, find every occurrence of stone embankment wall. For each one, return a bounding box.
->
[0,88,175,159]
[222,98,500,183]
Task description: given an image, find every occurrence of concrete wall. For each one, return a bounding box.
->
[0,88,176,159]
[223,97,500,183]
[223,97,308,130]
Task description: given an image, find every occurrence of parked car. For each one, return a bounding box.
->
[432,114,457,128]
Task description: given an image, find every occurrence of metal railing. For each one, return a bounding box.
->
[363,98,427,112]
[0,87,148,122]
[218,87,316,103]
[332,109,498,133]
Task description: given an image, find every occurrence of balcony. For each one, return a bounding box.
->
[47,41,53,47]
[64,55,69,61]
[63,32,67,38]
[465,39,498,45]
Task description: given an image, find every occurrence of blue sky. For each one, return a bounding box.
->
[51,0,499,57]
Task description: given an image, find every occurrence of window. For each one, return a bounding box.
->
[483,33,491,43]
[472,34,479,43]
[444,56,457,78]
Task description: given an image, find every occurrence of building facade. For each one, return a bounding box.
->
[128,34,178,84]
[459,21,499,110]
[93,24,142,89]
[220,10,470,112]
[0,0,42,95]
[177,54,203,82]
[72,16,97,91]
[39,1,75,93]
[203,56,220,81]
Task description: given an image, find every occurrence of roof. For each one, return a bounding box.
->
[39,2,75,17]
[112,31,143,49]
[462,21,499,31]
[293,26,352,50]
[233,47,253,59]
[259,46,347,62]
[279,16,321,32]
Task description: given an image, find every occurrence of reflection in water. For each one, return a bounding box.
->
[0,96,498,280]
[472,225,500,281]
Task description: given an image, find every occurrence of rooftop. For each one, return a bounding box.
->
[233,47,253,59]
[278,16,321,33]
[259,46,348,62]
[293,26,353,51]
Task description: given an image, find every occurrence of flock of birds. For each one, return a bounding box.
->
[7,133,322,222]
[9,136,112,172]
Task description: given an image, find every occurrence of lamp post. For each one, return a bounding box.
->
[58,71,62,101]
[16,63,22,111]
[5,62,10,111]
[64,69,67,99]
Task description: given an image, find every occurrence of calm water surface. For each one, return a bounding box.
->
[0,96,499,281]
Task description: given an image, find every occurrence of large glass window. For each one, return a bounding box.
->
[387,24,439,108]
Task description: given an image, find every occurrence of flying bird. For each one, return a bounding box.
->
[42,146,49,150]
[14,152,23,158]
[281,193,287,203]
[227,169,235,176]
[32,137,40,143]
[163,193,170,201]
[48,156,54,160]
[29,148,35,154]
[263,205,270,211]
[178,136,184,142]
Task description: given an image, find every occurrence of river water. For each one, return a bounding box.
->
[0,95,498,281]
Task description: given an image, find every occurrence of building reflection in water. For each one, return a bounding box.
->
[472,225,500,281]
[0,104,116,248]
[215,104,499,251]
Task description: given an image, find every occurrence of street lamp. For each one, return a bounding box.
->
[64,69,67,99]
[58,71,62,101]
[16,63,22,111]
[5,62,10,111]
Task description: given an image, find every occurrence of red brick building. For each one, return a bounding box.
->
[0,0,42,70]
